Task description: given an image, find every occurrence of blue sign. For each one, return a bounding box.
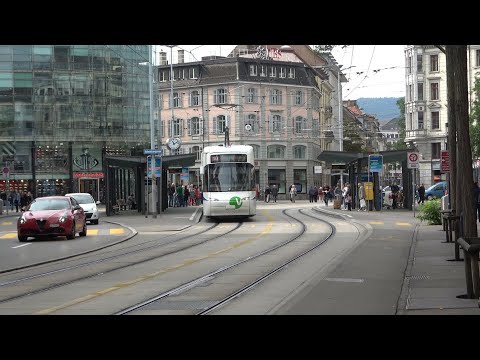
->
[144,149,163,156]
[147,158,161,178]
[369,154,383,173]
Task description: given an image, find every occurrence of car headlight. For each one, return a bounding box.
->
[19,215,27,224]
[59,213,68,223]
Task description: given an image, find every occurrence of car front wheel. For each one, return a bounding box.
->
[18,235,28,242]
[426,195,433,201]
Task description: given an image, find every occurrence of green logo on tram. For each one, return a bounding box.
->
[229,196,243,209]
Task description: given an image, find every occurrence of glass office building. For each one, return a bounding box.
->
[0,45,151,201]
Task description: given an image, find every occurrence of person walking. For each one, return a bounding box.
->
[271,184,278,203]
[264,185,271,203]
[289,184,297,203]
[308,186,315,203]
[418,183,425,204]
[345,184,352,211]
[358,182,366,211]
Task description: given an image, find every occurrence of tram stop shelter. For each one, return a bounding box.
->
[317,149,417,211]
[104,153,196,216]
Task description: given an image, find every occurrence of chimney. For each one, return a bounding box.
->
[159,51,167,65]
[178,49,184,64]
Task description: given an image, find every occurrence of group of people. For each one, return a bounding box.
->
[0,190,33,212]
[168,183,202,208]
[264,184,279,203]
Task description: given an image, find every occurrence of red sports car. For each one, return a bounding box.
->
[17,196,87,242]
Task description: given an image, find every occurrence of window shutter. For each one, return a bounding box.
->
[188,93,192,107]
[160,120,164,138]
[168,120,171,137]
[212,116,217,134]
[269,115,273,133]
[226,114,231,133]
[180,119,184,136]
[282,116,286,133]
[199,116,204,135]
[187,118,191,136]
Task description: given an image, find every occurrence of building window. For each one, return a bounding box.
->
[418,111,424,129]
[417,54,423,72]
[269,66,276,77]
[249,144,260,159]
[190,90,199,107]
[188,117,201,136]
[418,83,424,101]
[288,68,295,78]
[177,68,184,80]
[191,146,202,161]
[245,113,259,133]
[408,56,412,74]
[295,116,306,134]
[189,67,197,79]
[408,113,413,130]
[172,92,181,108]
[246,88,257,104]
[260,65,266,77]
[270,89,282,105]
[432,142,441,159]
[293,145,306,159]
[214,115,226,134]
[294,169,306,194]
[431,111,439,129]
[168,118,183,137]
[477,49,480,67]
[270,114,282,133]
[214,88,227,104]
[160,71,166,82]
[408,84,413,102]
[279,67,286,78]
[430,54,439,72]
[267,145,285,159]
[268,169,286,194]
[294,91,303,106]
[249,64,257,76]
[430,82,439,100]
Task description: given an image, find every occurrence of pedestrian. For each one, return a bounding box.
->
[308,186,315,203]
[264,185,271,203]
[418,183,425,204]
[289,184,297,203]
[271,184,278,203]
[358,182,366,211]
[345,184,352,211]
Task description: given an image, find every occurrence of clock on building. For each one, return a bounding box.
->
[167,137,182,150]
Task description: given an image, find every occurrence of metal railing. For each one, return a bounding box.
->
[457,237,480,299]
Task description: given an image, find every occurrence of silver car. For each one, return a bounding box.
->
[65,193,100,225]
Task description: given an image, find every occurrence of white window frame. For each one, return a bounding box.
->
[173,92,181,108]
[288,68,295,78]
[269,66,276,77]
[430,82,439,101]
[270,89,282,105]
[189,67,197,79]
[294,91,303,106]
[249,64,257,76]
[430,54,439,72]
[279,67,286,78]
[246,88,256,104]
[260,65,266,77]
[214,88,227,104]
[190,90,199,107]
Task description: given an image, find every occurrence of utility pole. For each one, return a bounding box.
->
[148,45,157,218]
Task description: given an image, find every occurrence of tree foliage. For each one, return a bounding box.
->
[392,97,407,150]
[343,121,364,152]
[470,77,480,159]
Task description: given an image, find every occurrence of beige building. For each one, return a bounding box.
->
[404,45,480,187]
[155,45,341,198]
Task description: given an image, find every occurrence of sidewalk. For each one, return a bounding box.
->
[313,202,480,314]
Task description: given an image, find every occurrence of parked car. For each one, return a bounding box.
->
[64,193,100,224]
[425,181,446,200]
[17,196,87,242]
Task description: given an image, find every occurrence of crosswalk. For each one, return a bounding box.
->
[0,228,125,239]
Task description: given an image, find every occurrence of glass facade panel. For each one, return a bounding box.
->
[0,45,150,198]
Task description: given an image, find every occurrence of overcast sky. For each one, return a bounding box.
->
[156,45,406,100]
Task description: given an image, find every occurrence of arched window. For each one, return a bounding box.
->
[267,145,285,159]
[249,144,260,159]
[293,145,306,159]
[191,145,201,161]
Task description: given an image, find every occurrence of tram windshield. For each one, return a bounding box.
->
[205,163,255,192]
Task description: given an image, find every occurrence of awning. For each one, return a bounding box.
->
[105,154,197,169]
[317,148,417,165]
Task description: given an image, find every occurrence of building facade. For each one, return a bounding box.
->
[404,45,480,187]
[0,45,151,201]
[156,46,335,198]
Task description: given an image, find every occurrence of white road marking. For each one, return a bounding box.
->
[12,243,32,249]
[189,208,200,221]
[324,278,364,283]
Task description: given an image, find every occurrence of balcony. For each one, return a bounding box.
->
[405,129,427,140]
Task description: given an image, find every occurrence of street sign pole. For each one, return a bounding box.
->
[146,155,150,218]
[413,168,416,217]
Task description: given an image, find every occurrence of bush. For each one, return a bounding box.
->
[417,199,442,225]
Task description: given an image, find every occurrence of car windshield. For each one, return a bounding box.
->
[29,199,70,211]
[68,194,94,204]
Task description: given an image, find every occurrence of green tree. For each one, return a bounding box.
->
[392,97,407,150]
[343,121,363,152]
[470,77,480,159]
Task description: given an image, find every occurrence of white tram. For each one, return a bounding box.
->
[200,145,257,219]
